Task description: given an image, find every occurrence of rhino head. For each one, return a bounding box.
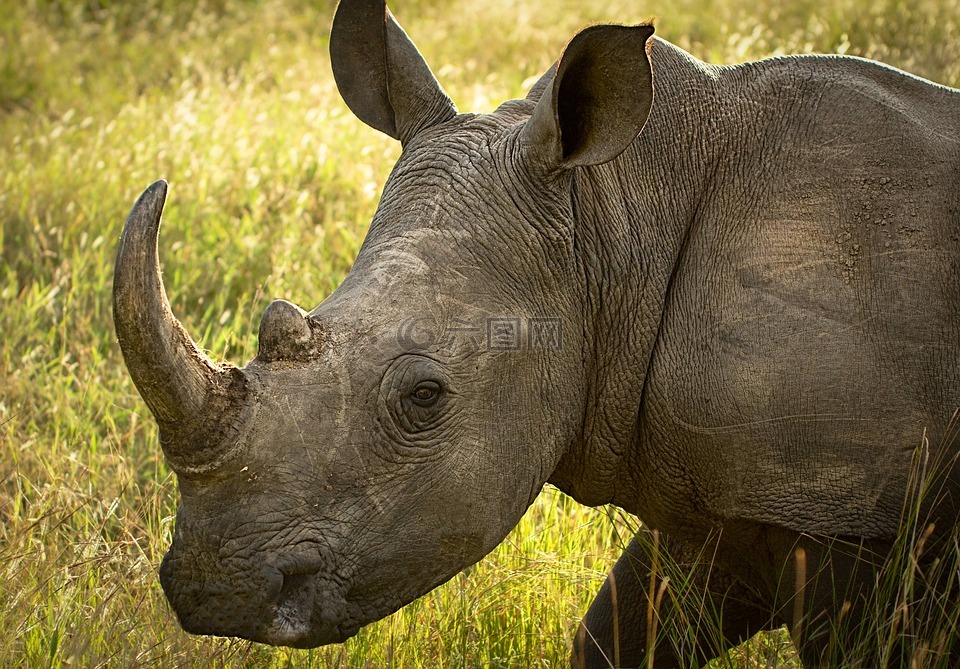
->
[114,0,654,647]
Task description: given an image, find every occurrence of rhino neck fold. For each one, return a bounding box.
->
[547,38,726,513]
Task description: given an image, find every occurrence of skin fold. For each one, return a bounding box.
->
[113,0,960,665]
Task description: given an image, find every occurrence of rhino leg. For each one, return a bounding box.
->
[572,530,774,669]
[770,531,957,668]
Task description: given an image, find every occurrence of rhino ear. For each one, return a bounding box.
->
[521,24,655,169]
[330,0,457,144]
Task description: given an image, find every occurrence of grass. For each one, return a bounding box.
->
[0,0,957,666]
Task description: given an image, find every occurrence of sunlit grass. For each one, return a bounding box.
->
[0,0,957,665]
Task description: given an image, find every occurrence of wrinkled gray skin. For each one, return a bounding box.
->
[113,0,960,665]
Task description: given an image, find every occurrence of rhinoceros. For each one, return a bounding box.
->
[113,0,960,666]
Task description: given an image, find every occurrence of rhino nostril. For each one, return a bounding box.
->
[279,572,312,602]
[273,562,321,616]
[265,571,318,645]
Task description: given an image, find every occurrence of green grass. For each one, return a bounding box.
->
[0,0,957,666]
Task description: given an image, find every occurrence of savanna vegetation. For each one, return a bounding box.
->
[1,0,957,666]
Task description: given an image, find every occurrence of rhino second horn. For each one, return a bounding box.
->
[113,180,228,429]
[257,299,318,362]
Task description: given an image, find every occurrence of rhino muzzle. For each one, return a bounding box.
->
[159,547,359,648]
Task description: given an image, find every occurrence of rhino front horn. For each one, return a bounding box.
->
[113,181,247,462]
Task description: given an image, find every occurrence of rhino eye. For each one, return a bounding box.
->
[379,355,454,440]
[411,381,441,407]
